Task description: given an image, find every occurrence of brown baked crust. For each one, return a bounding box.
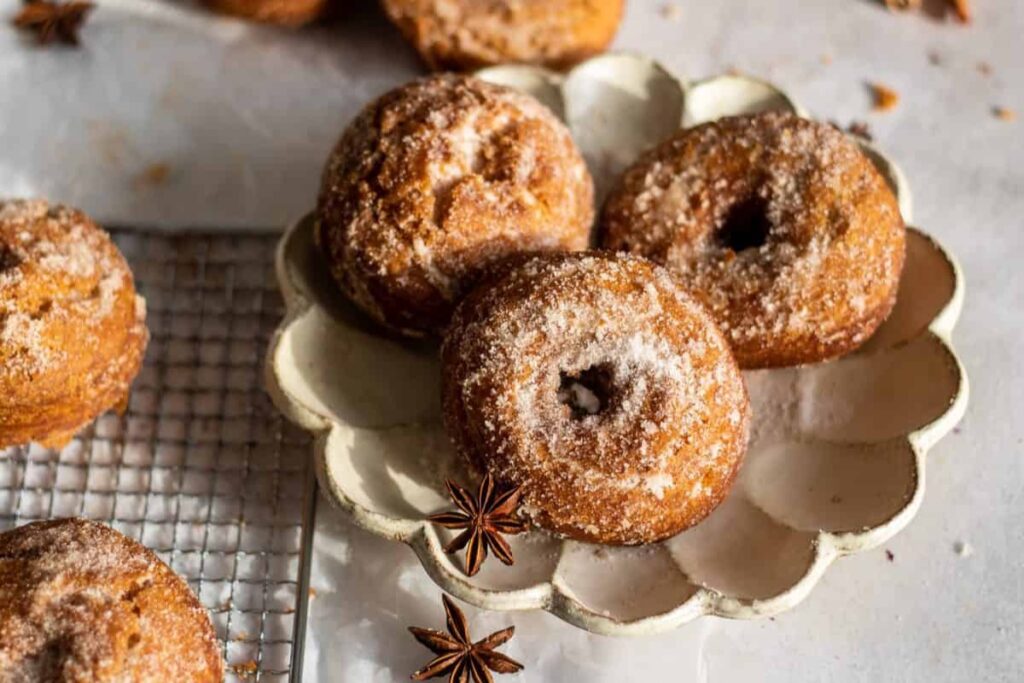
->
[599,112,906,369]
[0,518,223,682]
[316,74,594,336]
[0,200,148,450]
[199,0,331,26]
[441,252,750,545]
[380,0,624,70]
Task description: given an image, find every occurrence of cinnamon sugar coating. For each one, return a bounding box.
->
[199,0,331,26]
[0,519,223,682]
[380,0,624,71]
[441,252,750,545]
[600,112,906,369]
[316,74,594,336]
[0,200,148,449]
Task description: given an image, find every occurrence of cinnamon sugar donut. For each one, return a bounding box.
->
[380,0,624,71]
[600,112,906,369]
[0,518,223,682]
[0,200,148,449]
[199,0,331,26]
[441,252,750,545]
[316,74,594,336]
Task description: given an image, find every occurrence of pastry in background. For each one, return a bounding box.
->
[379,0,625,70]
[0,199,148,449]
[199,0,332,26]
[600,112,906,369]
[316,74,594,336]
[441,251,750,545]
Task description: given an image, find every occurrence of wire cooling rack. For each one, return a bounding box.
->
[0,230,316,683]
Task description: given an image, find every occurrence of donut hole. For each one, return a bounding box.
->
[0,244,21,271]
[558,364,616,418]
[716,196,771,253]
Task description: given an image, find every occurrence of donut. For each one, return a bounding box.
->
[600,112,906,369]
[316,74,594,336]
[441,252,750,545]
[379,0,624,70]
[0,200,148,450]
[0,518,223,681]
[199,0,331,26]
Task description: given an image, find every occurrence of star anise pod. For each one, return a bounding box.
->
[410,594,524,683]
[428,474,527,577]
[12,0,94,46]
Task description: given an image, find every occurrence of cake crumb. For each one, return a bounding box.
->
[820,53,833,66]
[927,51,942,66]
[870,83,900,112]
[885,549,895,562]
[308,587,318,599]
[135,163,171,188]
[230,661,258,677]
[660,3,682,21]
[977,61,993,77]
[993,107,1016,122]
[954,541,974,557]
[950,0,971,23]
[883,0,921,11]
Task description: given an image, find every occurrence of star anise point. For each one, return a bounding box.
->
[410,595,523,683]
[428,474,526,577]
[12,0,95,47]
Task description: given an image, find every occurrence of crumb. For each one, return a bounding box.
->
[954,541,974,557]
[950,0,971,23]
[660,3,682,22]
[219,599,233,611]
[885,549,895,562]
[977,61,993,77]
[820,54,833,66]
[883,0,921,10]
[829,494,843,504]
[953,426,962,434]
[769,616,776,621]
[233,631,249,642]
[230,661,259,677]
[993,107,1016,122]
[308,587,318,599]
[870,83,900,112]
[928,51,942,66]
[847,120,874,141]
[134,162,171,188]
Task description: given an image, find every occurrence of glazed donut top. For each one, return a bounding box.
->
[317,74,593,335]
[0,519,223,682]
[601,112,905,368]
[442,252,749,544]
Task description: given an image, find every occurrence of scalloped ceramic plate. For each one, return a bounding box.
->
[265,54,966,635]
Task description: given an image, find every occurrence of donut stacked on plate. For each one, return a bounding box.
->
[316,76,906,544]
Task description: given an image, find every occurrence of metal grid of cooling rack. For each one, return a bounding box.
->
[0,230,316,683]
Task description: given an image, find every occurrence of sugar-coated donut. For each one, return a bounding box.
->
[0,518,223,682]
[441,252,750,545]
[600,112,906,369]
[316,74,594,336]
[380,0,624,71]
[199,0,331,26]
[0,200,148,449]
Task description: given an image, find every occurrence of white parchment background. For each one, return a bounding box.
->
[0,0,1021,681]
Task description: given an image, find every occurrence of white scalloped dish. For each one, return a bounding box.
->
[265,54,967,635]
